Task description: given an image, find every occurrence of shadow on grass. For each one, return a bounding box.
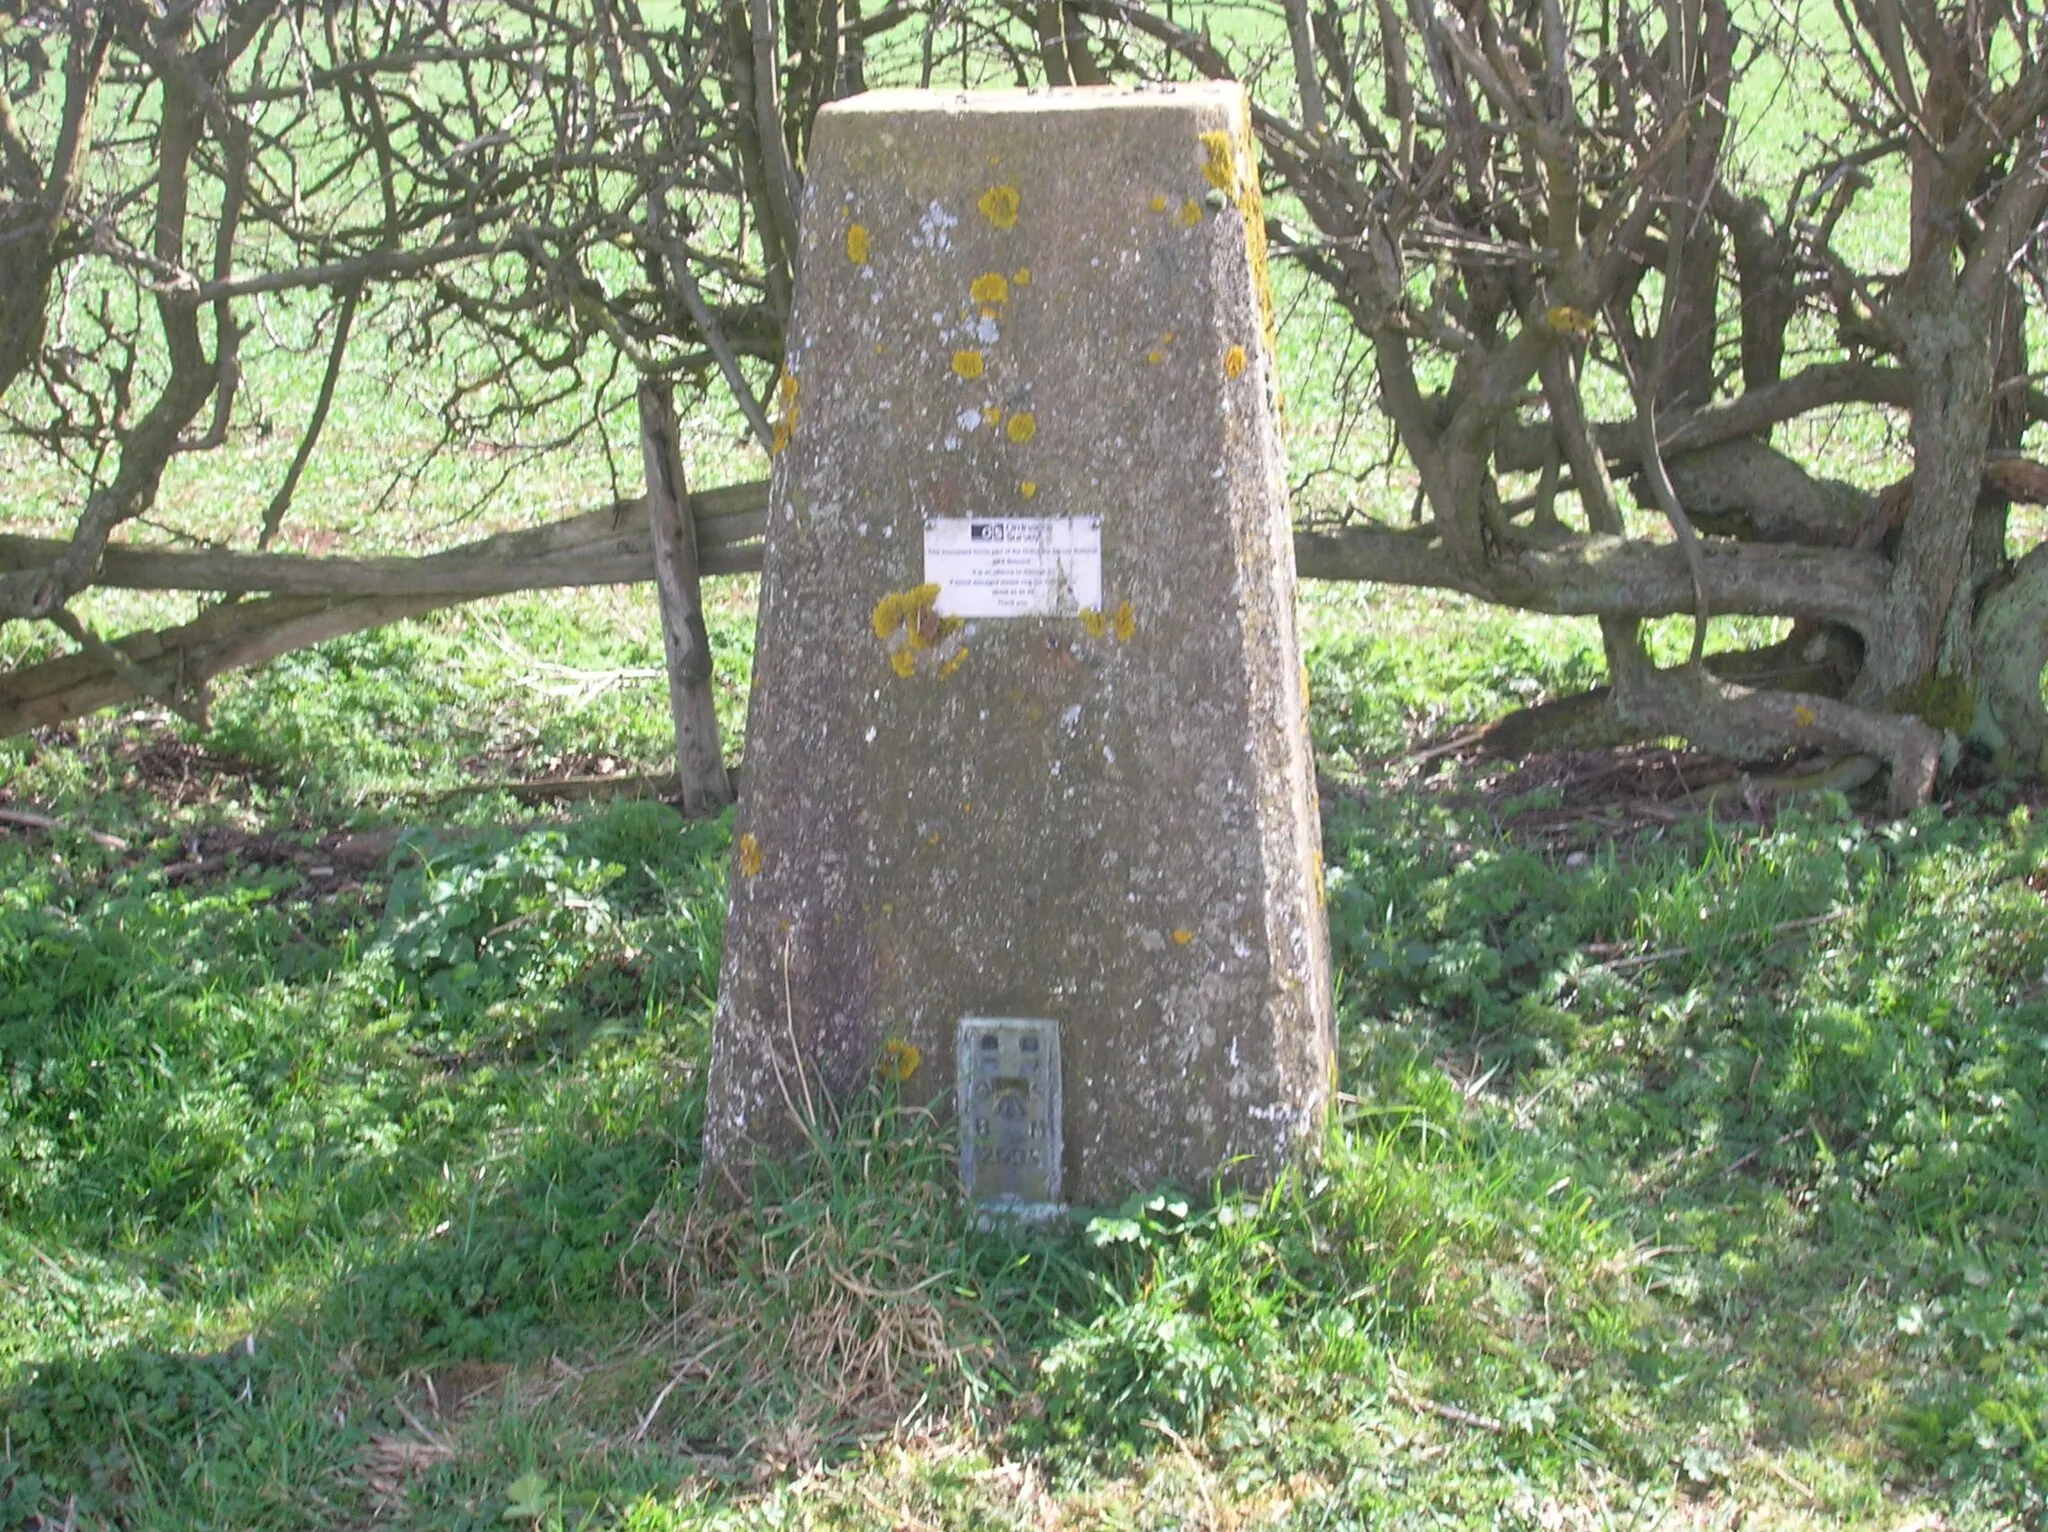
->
[0,801,742,1527]
[0,1083,1078,1531]
[2,1089,706,1528]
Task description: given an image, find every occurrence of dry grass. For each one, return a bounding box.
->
[617,1098,1020,1464]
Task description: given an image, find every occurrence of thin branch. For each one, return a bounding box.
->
[259,283,363,550]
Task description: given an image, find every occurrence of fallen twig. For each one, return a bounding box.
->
[629,1343,721,1444]
[1717,1124,1809,1181]
[1584,908,1851,973]
[1392,1385,1505,1434]
[1760,1456,1819,1504]
[0,806,131,851]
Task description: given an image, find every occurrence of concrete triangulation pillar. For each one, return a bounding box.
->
[705,84,1333,1207]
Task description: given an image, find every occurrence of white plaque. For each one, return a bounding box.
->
[923,516,1103,618]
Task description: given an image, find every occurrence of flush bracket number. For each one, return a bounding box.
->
[956,1016,1062,1219]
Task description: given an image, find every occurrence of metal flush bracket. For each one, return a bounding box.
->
[956,1016,1064,1222]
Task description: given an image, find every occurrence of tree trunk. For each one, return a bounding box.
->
[639,380,735,819]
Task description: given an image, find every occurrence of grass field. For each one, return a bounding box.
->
[4,559,2047,1528]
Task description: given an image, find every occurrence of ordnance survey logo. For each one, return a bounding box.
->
[968,520,1040,543]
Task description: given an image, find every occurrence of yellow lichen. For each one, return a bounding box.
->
[1200,130,1238,198]
[846,223,871,264]
[1793,703,1816,728]
[907,602,948,651]
[1171,928,1194,946]
[890,648,918,679]
[874,583,941,656]
[1232,115,1280,362]
[978,184,1020,229]
[1112,601,1136,641]
[872,591,907,639]
[876,1038,921,1082]
[1020,480,1038,500]
[1546,304,1596,337]
[1006,411,1037,444]
[982,404,1004,425]
[1177,198,1202,227]
[736,832,763,879]
[1313,849,1325,907]
[1013,267,1031,286]
[770,372,800,454]
[1078,607,1108,640]
[939,648,970,679]
[1146,347,1167,366]
[1148,193,1168,212]
[1224,344,1249,379]
[970,272,1010,305]
[951,349,985,380]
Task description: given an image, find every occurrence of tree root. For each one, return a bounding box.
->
[1609,660,1940,814]
[1467,637,1857,758]
[1677,752,1881,812]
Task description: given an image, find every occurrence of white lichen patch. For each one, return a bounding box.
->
[913,199,958,251]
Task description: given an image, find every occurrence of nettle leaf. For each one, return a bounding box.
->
[502,1472,551,1519]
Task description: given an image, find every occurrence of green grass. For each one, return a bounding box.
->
[4,6,2044,1515]
[4,578,2047,1530]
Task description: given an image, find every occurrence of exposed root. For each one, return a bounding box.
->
[1395,744,1888,856]
[1464,636,1858,761]
[1607,657,1940,813]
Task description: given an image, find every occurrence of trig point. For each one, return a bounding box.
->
[705,84,1333,1207]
